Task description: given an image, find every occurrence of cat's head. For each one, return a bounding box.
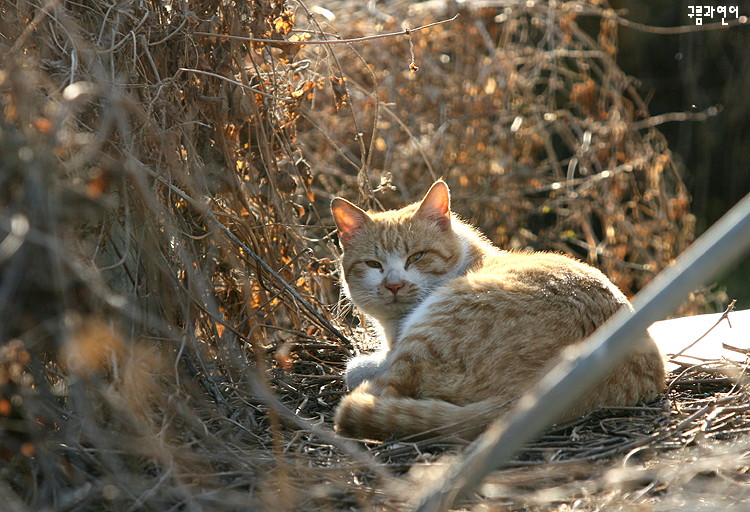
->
[331,181,467,321]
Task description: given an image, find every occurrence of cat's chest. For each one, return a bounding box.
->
[397,285,452,342]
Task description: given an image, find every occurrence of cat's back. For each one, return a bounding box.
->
[474,250,628,305]
[399,250,629,366]
[394,249,642,405]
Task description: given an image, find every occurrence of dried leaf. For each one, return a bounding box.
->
[330,76,348,111]
[273,11,295,35]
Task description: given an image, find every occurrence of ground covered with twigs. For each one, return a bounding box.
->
[0,0,746,510]
[275,324,750,510]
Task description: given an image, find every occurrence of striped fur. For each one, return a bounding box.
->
[331,181,665,440]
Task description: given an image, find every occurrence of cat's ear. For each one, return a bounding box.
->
[415,180,451,230]
[331,198,372,249]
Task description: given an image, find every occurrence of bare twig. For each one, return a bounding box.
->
[669,299,737,361]
[193,14,460,45]
[606,10,749,35]
[632,106,722,130]
[9,0,59,53]
[178,68,296,103]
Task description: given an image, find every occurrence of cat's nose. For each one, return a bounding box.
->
[385,281,404,295]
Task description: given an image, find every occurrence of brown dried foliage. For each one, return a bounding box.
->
[0,0,365,510]
[305,1,699,304]
[0,0,744,510]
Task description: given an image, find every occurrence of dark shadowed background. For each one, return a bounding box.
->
[614,0,750,304]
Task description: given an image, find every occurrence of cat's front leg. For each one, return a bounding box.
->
[344,349,390,390]
[362,349,425,398]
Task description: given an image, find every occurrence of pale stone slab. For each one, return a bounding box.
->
[648,309,750,372]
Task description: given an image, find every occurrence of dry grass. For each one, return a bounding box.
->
[0,0,745,511]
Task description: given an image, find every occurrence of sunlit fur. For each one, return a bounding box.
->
[331,181,665,441]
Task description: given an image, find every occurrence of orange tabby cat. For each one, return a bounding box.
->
[331,180,664,440]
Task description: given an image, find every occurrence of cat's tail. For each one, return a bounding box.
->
[334,385,511,441]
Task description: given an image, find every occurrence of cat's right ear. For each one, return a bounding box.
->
[415,180,451,231]
[331,198,371,249]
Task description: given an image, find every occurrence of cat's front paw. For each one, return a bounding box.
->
[344,350,389,389]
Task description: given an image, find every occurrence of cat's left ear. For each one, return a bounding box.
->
[331,198,372,249]
[415,180,451,230]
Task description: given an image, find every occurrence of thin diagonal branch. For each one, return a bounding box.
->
[192,14,459,45]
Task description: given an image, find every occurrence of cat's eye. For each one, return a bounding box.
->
[365,260,383,269]
[406,251,424,266]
